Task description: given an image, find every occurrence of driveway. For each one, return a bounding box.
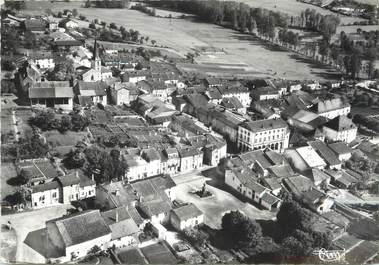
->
[0,204,74,263]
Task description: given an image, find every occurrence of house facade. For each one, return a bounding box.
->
[178,147,203,173]
[237,118,289,153]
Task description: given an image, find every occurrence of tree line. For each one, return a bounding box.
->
[150,0,340,38]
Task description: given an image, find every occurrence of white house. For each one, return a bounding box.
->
[177,147,203,173]
[31,181,60,209]
[170,203,204,231]
[237,118,290,153]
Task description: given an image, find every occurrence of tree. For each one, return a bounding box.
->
[222,210,262,247]
[89,22,96,29]
[70,113,90,131]
[64,149,85,169]
[59,115,72,133]
[29,110,56,131]
[18,169,32,185]
[17,134,49,159]
[2,60,16,71]
[109,22,117,29]
[94,18,99,24]
[277,201,314,233]
[72,9,78,17]
[5,189,27,206]
[57,11,63,18]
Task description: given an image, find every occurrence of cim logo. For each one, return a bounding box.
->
[313,248,346,263]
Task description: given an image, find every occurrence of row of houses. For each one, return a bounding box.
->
[123,135,226,181]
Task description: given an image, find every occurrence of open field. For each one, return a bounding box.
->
[67,8,340,80]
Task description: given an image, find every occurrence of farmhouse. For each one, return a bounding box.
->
[46,210,112,262]
[170,203,204,231]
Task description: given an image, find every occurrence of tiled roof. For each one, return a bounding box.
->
[240,150,272,169]
[57,174,80,187]
[177,146,202,158]
[142,148,161,162]
[101,207,139,240]
[221,97,244,109]
[261,192,280,205]
[328,142,353,155]
[311,168,331,183]
[29,81,73,98]
[242,118,287,132]
[263,177,282,190]
[308,140,341,166]
[76,81,107,96]
[139,200,172,218]
[51,210,111,247]
[323,115,356,131]
[172,203,203,221]
[31,180,60,193]
[303,188,325,203]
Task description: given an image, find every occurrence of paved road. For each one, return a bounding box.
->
[0,204,74,263]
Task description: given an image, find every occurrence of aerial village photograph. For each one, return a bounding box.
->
[0,0,379,264]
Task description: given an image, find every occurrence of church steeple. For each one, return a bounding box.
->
[93,38,98,60]
[92,38,101,71]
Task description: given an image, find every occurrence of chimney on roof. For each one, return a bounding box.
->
[115,210,119,223]
[92,173,95,182]
[115,189,120,196]
[76,171,79,178]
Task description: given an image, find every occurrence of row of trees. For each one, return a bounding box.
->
[29,110,90,132]
[131,4,156,17]
[151,0,340,38]
[84,0,128,9]
[299,8,340,39]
